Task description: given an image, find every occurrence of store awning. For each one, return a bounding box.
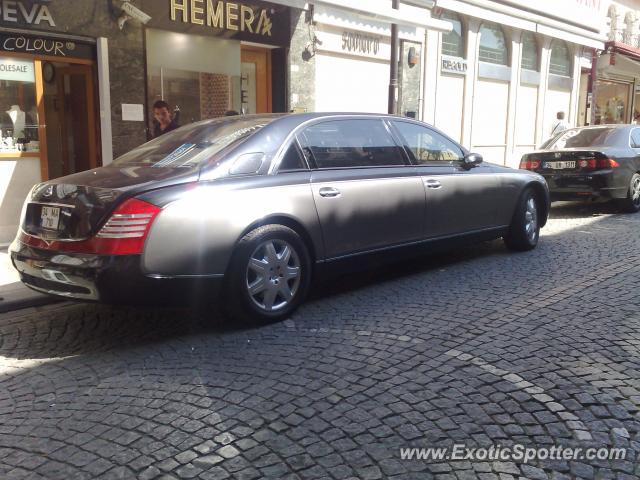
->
[267,0,452,31]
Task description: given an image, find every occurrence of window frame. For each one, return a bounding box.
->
[478,22,509,66]
[389,119,467,166]
[629,128,640,149]
[296,118,412,171]
[520,31,539,72]
[549,40,572,77]
[440,11,466,59]
[274,137,310,174]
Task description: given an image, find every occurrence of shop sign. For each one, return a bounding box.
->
[0,57,34,82]
[315,25,391,61]
[342,31,381,56]
[142,0,292,47]
[441,55,467,75]
[0,0,55,26]
[0,32,95,59]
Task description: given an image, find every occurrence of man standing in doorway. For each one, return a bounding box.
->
[152,100,180,138]
[549,111,569,139]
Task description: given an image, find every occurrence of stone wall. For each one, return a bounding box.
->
[288,9,315,112]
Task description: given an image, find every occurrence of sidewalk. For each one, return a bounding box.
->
[0,247,59,314]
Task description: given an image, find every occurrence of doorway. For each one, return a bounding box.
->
[42,62,98,179]
[240,46,272,114]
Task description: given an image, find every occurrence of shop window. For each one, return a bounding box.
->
[478,23,508,65]
[299,120,405,169]
[392,121,463,163]
[0,56,39,154]
[549,40,572,77]
[594,79,630,124]
[521,32,539,71]
[441,11,465,58]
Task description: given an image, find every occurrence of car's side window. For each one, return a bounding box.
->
[630,129,640,149]
[392,121,464,164]
[278,141,308,172]
[299,119,406,169]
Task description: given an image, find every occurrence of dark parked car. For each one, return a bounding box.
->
[520,125,640,212]
[10,113,549,322]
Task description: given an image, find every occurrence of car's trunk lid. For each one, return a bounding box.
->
[23,166,198,241]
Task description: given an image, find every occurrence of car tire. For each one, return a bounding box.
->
[504,188,540,252]
[616,173,640,213]
[225,224,312,323]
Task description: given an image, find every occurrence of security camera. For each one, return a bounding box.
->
[118,0,151,30]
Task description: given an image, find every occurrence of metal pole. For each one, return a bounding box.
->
[388,0,400,115]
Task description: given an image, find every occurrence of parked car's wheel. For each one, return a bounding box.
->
[504,188,540,252]
[617,173,640,213]
[226,225,311,323]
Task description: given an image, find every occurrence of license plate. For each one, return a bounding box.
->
[41,206,61,230]
[545,161,576,170]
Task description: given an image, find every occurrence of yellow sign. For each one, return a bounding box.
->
[170,0,273,36]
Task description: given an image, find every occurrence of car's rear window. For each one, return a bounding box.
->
[112,118,268,168]
[546,127,618,150]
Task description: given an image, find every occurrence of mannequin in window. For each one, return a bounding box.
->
[7,105,26,139]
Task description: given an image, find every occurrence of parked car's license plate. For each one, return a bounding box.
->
[41,206,61,230]
[545,161,575,169]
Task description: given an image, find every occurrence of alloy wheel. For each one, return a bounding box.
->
[632,176,640,207]
[246,239,302,312]
[524,197,538,242]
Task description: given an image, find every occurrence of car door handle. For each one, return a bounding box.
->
[319,187,341,198]
[424,179,442,189]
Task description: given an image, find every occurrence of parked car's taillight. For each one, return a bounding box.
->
[577,158,620,170]
[18,198,161,255]
[519,159,540,170]
[93,198,161,254]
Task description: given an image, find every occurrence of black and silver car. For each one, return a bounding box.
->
[10,113,549,321]
[520,124,640,212]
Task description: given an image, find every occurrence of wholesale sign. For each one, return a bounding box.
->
[0,57,34,82]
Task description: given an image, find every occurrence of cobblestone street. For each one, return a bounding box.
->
[0,202,639,480]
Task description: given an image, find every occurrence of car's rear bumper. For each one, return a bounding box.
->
[541,170,628,201]
[9,239,223,306]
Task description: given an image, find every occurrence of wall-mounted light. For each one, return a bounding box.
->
[408,47,419,67]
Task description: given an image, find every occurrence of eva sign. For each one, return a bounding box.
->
[0,57,34,82]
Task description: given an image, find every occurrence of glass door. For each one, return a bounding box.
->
[240,47,272,114]
[42,62,98,179]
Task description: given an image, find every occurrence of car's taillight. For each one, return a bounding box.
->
[92,198,161,254]
[577,158,620,170]
[19,198,161,255]
[519,159,540,170]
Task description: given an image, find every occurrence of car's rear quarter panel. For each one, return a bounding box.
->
[141,174,323,277]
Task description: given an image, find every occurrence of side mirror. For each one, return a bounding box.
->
[463,153,483,167]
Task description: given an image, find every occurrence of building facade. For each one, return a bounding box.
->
[421,0,607,168]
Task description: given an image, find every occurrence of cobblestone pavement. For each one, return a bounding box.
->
[1,202,639,480]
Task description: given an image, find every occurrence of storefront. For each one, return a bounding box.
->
[280,0,450,116]
[140,0,293,128]
[0,26,101,243]
[421,0,606,168]
[594,42,640,125]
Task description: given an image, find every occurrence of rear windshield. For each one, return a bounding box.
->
[545,127,618,150]
[112,118,268,168]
